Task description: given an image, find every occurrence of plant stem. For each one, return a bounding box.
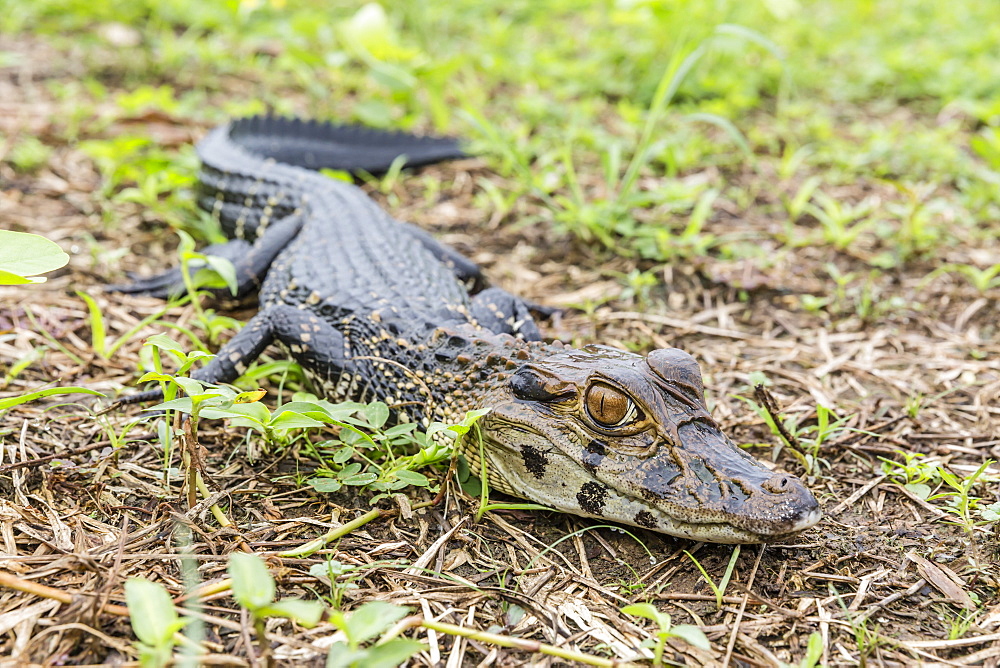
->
[412,616,638,667]
[278,508,384,558]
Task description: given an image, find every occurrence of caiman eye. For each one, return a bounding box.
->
[585,383,639,428]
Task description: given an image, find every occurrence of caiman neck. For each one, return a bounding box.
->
[418,324,568,425]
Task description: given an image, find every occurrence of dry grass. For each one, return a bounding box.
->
[2,35,1000,668]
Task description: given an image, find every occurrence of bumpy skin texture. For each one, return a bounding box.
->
[116,116,821,543]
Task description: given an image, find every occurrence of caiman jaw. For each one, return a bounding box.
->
[471,346,821,544]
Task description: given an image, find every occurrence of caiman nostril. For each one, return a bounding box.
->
[762,474,791,494]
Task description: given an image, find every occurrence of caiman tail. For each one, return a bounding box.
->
[225,115,466,175]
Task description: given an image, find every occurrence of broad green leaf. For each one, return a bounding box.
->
[801,631,825,668]
[259,599,325,628]
[342,601,409,645]
[137,371,174,384]
[234,389,267,404]
[277,401,361,425]
[203,255,239,295]
[143,334,187,354]
[621,603,670,630]
[0,269,33,285]
[137,644,173,668]
[173,377,204,397]
[269,410,325,430]
[275,400,333,415]
[324,400,368,420]
[0,231,69,279]
[228,553,275,611]
[0,386,105,411]
[125,578,183,646]
[339,472,378,486]
[432,408,492,438]
[148,397,194,413]
[393,470,429,486]
[339,463,362,477]
[364,402,390,429]
[325,642,368,668]
[620,603,660,621]
[382,423,416,438]
[981,502,1000,522]
[202,401,271,424]
[904,482,931,500]
[176,230,197,255]
[363,639,425,668]
[332,446,355,464]
[670,624,711,651]
[308,478,343,493]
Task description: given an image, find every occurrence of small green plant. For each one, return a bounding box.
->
[309,559,371,609]
[141,335,481,507]
[683,546,740,610]
[799,294,831,315]
[923,262,1000,293]
[782,175,822,224]
[229,552,325,661]
[945,607,977,640]
[881,184,945,262]
[734,389,847,475]
[169,231,243,345]
[6,136,52,172]
[878,450,941,500]
[783,631,825,668]
[79,135,207,233]
[0,345,46,389]
[76,291,179,360]
[0,231,69,285]
[616,268,660,306]
[125,578,189,668]
[804,191,875,250]
[620,602,710,666]
[325,601,424,668]
[929,460,996,532]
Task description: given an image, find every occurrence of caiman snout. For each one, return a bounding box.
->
[752,471,821,534]
[763,472,822,532]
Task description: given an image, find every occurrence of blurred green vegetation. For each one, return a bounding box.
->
[4,0,1000,273]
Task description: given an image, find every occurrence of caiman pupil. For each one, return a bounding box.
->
[586,383,638,428]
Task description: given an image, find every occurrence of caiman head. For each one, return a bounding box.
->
[472,345,821,543]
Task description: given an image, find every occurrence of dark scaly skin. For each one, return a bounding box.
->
[113,116,821,544]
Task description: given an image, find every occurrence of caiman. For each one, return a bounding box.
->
[113,116,821,544]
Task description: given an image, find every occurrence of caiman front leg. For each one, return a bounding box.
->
[470,287,544,341]
[120,303,352,405]
[402,222,557,334]
[108,214,304,300]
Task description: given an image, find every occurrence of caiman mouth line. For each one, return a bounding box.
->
[626,495,823,543]
[475,427,822,544]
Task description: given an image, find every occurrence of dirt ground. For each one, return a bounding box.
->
[2,35,1000,667]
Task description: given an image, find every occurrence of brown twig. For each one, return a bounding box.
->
[0,438,116,473]
[754,384,803,450]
